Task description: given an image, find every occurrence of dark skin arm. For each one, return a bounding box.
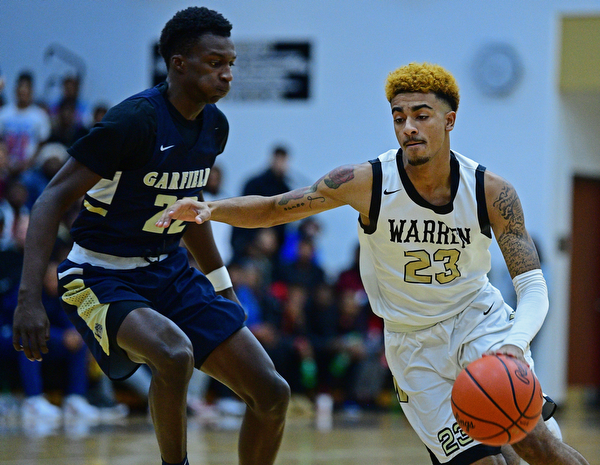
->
[484,170,541,362]
[182,191,240,305]
[13,158,101,361]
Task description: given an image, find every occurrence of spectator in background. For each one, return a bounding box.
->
[279,217,323,266]
[16,260,100,425]
[0,138,9,198]
[303,283,338,394]
[230,259,287,373]
[0,71,51,176]
[20,142,70,210]
[0,208,99,426]
[90,103,108,126]
[64,103,109,143]
[47,75,90,127]
[0,68,5,108]
[244,228,283,290]
[332,243,387,409]
[278,237,326,291]
[231,145,292,261]
[0,207,22,420]
[48,98,88,147]
[278,284,316,396]
[0,177,29,251]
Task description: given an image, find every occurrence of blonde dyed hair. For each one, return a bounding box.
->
[385,62,460,111]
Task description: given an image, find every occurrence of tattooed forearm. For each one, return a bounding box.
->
[497,233,540,278]
[277,166,354,207]
[278,176,324,206]
[493,183,540,277]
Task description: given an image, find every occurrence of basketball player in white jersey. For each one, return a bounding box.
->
[156,63,589,465]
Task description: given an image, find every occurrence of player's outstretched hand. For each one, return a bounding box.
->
[156,197,210,228]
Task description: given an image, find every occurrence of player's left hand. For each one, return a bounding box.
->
[484,344,528,366]
[155,198,210,228]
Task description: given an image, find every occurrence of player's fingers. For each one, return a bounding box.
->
[12,329,23,352]
[26,332,44,361]
[195,211,208,224]
[19,332,37,361]
[155,215,172,228]
[39,327,50,355]
[12,327,43,359]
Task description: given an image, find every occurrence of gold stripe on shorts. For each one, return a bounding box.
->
[62,278,111,355]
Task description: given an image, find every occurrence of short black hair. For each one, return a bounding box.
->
[17,71,33,86]
[272,145,289,157]
[159,7,232,70]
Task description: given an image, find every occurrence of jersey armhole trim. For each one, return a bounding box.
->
[359,158,382,235]
[475,164,492,239]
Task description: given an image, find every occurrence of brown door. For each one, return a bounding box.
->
[568,176,600,386]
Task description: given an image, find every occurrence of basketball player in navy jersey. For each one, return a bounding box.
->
[157,63,589,465]
[12,7,289,465]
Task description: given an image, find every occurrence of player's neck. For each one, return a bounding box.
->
[404,151,452,206]
[165,80,205,120]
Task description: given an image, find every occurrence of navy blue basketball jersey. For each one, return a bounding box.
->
[70,85,226,257]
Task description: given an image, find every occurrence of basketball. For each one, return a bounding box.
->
[451,354,544,446]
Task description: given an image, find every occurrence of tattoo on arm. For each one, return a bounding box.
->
[278,176,324,206]
[278,166,355,208]
[324,166,355,189]
[493,184,540,277]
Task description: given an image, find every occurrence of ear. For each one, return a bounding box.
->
[445,111,456,131]
[170,55,186,74]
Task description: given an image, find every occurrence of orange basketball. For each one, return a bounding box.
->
[451,354,543,446]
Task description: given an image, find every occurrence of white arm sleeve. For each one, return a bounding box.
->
[501,268,549,351]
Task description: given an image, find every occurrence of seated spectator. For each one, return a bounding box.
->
[278,284,317,395]
[47,75,90,127]
[229,260,283,357]
[1,258,101,424]
[20,142,69,210]
[0,177,29,251]
[0,200,119,426]
[243,228,283,289]
[91,103,108,126]
[0,215,20,420]
[0,138,9,198]
[278,237,326,290]
[279,217,323,266]
[0,68,5,108]
[48,98,88,147]
[332,244,387,409]
[304,282,338,393]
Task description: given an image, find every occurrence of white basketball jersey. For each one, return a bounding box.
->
[358,149,493,331]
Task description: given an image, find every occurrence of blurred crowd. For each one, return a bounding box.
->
[0,70,393,434]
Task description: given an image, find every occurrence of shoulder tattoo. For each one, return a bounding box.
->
[492,184,525,236]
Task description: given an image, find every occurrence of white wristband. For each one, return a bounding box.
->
[205,266,232,292]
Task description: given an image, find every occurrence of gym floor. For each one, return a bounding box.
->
[0,389,598,465]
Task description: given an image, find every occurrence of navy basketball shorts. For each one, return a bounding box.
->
[57,247,246,380]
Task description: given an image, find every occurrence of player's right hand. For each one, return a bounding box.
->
[12,301,50,362]
[155,197,210,228]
